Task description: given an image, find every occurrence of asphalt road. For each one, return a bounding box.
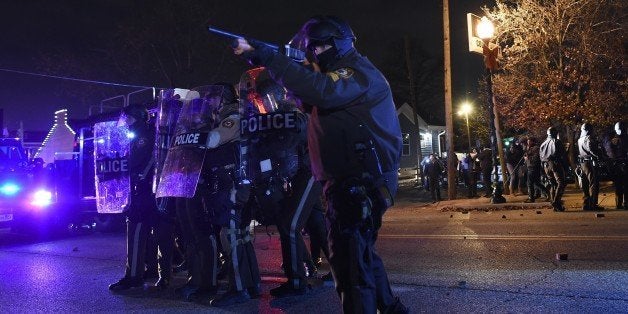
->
[1,186,627,313]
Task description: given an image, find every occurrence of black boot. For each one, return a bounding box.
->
[109,276,144,291]
[210,289,250,307]
[382,297,409,314]
[270,282,306,298]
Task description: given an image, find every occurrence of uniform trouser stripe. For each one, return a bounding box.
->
[130,222,143,278]
[290,176,315,288]
[210,235,217,286]
[229,210,243,291]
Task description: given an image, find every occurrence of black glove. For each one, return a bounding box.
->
[241,38,275,66]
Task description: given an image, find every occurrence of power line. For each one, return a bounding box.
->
[0,67,156,89]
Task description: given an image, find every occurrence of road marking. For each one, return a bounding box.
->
[378,234,628,241]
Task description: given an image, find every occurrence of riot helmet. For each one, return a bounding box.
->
[157,89,194,134]
[547,127,558,139]
[615,121,625,136]
[188,85,227,130]
[119,103,149,128]
[580,122,593,137]
[288,16,356,71]
[239,67,298,117]
[212,82,239,121]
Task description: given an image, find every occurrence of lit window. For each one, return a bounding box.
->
[402,133,410,156]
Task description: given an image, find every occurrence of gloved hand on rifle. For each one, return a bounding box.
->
[233,38,275,67]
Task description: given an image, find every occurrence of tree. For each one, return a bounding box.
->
[483,0,626,135]
[381,37,444,125]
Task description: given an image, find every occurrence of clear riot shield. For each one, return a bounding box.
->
[156,85,225,198]
[238,67,301,183]
[153,88,189,194]
[94,121,131,214]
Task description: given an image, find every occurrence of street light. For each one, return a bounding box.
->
[476,16,506,204]
[457,102,473,151]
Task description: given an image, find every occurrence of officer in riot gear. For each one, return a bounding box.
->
[233,15,408,313]
[578,123,605,211]
[209,82,262,307]
[109,103,158,291]
[234,67,323,299]
[163,85,241,301]
[604,121,627,209]
[147,89,189,291]
[540,127,567,211]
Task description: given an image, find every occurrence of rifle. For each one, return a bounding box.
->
[208,27,306,62]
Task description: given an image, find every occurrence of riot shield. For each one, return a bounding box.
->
[156,86,226,198]
[94,121,131,214]
[153,88,189,194]
[238,67,302,183]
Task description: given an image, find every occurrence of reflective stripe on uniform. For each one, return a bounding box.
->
[210,234,218,286]
[290,176,315,288]
[130,222,143,277]
[229,210,243,291]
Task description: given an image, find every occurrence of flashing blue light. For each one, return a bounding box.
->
[126,131,136,139]
[0,183,20,196]
[31,189,53,207]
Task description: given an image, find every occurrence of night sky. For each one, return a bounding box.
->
[0,0,491,132]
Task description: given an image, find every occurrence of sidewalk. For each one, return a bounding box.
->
[395,181,619,213]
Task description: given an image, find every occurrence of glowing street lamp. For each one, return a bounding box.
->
[457,102,473,151]
[467,14,506,203]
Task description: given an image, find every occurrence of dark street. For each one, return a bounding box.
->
[1,185,627,313]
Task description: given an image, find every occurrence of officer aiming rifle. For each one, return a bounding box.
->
[208,27,306,62]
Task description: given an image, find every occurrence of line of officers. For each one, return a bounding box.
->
[106,82,332,307]
[106,14,409,313]
[499,122,627,212]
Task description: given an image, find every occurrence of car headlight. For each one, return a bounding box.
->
[31,189,53,207]
[0,183,20,196]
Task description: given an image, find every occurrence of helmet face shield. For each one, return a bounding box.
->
[288,18,318,54]
[239,67,297,117]
[185,85,226,130]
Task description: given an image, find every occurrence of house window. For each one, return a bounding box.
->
[402,133,410,156]
[420,133,430,149]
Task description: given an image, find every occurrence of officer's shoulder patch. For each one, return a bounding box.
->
[221,118,235,128]
[327,68,355,82]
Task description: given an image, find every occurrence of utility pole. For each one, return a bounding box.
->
[443,0,457,199]
[404,36,425,188]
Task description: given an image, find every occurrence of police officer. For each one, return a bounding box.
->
[506,141,524,196]
[478,147,493,197]
[604,121,627,209]
[423,154,443,202]
[578,123,605,211]
[524,137,549,203]
[109,103,158,291]
[210,84,262,307]
[172,85,240,301]
[540,127,567,211]
[234,15,407,313]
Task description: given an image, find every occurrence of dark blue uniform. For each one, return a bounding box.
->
[604,127,627,209]
[109,114,159,291]
[256,48,403,312]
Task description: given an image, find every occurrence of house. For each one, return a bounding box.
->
[396,102,446,180]
[34,109,76,164]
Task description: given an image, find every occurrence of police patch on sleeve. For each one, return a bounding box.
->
[221,118,235,128]
[326,68,355,82]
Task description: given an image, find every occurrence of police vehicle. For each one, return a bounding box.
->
[0,138,58,232]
